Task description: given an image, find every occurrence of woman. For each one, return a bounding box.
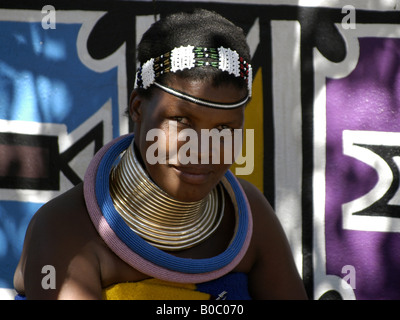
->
[13,9,307,300]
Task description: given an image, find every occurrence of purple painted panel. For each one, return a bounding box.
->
[326,37,400,300]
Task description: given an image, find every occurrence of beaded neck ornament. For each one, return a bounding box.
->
[134,45,252,109]
[109,139,225,251]
[83,134,253,283]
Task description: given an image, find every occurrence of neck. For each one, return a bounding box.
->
[109,139,225,251]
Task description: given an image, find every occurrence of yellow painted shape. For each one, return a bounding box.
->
[232,68,264,193]
[103,278,210,300]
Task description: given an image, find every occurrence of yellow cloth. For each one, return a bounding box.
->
[102,278,211,300]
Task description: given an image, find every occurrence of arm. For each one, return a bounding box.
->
[239,178,308,300]
[15,185,103,300]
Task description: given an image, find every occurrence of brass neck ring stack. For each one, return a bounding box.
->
[109,140,224,251]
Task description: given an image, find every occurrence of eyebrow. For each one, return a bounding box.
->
[166,98,244,127]
[154,82,249,109]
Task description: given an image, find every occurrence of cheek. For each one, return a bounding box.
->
[171,129,239,166]
[139,121,237,168]
[218,138,236,165]
[138,120,178,165]
[202,133,237,166]
[152,121,195,162]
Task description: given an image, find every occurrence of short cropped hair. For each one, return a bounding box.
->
[136,9,251,96]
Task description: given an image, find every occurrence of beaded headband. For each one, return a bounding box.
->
[134,45,253,109]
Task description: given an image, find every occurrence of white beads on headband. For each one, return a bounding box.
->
[134,45,253,108]
[170,45,195,72]
[140,58,156,89]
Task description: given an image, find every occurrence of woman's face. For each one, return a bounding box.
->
[130,77,246,202]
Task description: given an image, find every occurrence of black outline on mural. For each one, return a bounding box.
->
[1,0,400,299]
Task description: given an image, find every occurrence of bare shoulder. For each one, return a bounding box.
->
[237,178,276,237]
[237,178,308,300]
[237,178,274,217]
[14,184,104,299]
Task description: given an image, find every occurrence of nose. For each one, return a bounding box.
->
[198,128,234,165]
[175,127,236,165]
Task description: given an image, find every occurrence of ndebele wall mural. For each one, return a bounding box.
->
[1,0,400,300]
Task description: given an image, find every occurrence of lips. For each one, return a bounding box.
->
[171,165,212,185]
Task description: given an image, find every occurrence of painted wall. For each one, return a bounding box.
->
[1,0,400,300]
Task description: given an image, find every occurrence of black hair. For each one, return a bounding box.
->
[136,9,251,96]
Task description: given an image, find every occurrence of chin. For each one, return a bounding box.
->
[149,170,212,202]
[175,187,211,202]
[146,160,227,202]
[162,178,213,202]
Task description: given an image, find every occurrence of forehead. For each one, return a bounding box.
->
[166,76,248,104]
[145,78,246,122]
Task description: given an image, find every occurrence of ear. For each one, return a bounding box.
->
[128,90,143,123]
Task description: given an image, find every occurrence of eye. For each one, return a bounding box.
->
[173,116,183,122]
[171,116,190,126]
[216,124,234,133]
